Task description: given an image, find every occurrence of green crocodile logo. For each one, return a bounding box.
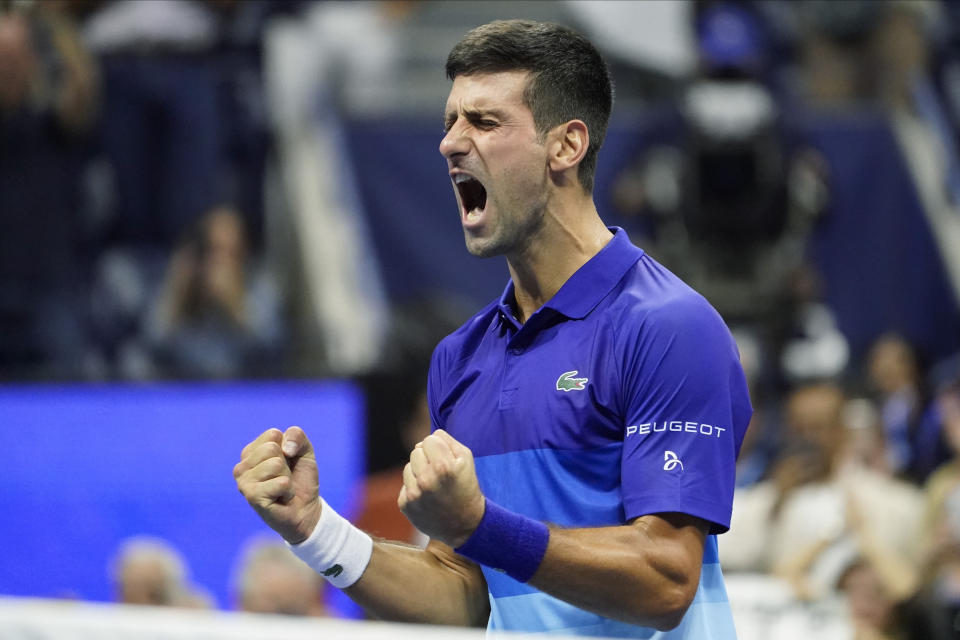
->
[322,564,344,578]
[556,370,588,392]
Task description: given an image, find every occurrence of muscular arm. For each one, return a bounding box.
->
[400,429,708,631]
[236,427,704,630]
[233,427,488,626]
[530,513,708,630]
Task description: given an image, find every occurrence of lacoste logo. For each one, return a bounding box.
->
[322,564,343,578]
[663,451,684,471]
[556,370,588,392]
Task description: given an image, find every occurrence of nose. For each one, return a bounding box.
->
[439,122,470,159]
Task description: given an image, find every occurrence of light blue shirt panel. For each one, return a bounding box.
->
[473,445,625,528]
[486,562,735,638]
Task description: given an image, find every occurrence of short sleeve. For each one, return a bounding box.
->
[426,340,449,433]
[619,293,752,533]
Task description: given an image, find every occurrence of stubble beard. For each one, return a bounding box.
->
[463,172,549,259]
[463,199,547,259]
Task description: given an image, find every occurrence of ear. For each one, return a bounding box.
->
[548,120,589,175]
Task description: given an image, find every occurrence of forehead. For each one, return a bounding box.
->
[444,70,532,114]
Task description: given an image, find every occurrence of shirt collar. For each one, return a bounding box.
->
[496,227,644,325]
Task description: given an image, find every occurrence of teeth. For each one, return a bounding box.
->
[453,174,473,184]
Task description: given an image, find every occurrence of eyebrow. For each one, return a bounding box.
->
[444,107,510,130]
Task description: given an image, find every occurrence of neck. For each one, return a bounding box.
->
[506,193,612,323]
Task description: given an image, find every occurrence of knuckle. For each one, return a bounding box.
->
[417,473,437,493]
[263,456,285,475]
[262,441,283,457]
[404,482,422,500]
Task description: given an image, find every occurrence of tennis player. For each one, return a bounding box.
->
[235,19,751,638]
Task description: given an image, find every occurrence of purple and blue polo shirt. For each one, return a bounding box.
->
[427,227,752,638]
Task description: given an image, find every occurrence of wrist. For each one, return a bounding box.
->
[447,494,487,548]
[287,498,373,589]
[454,498,550,583]
[285,499,322,546]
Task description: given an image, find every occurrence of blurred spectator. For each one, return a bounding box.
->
[232,538,326,617]
[796,0,936,111]
[71,0,301,380]
[918,367,960,625]
[144,206,284,379]
[768,384,923,600]
[81,0,224,249]
[723,382,924,605]
[205,0,292,250]
[867,333,943,483]
[110,536,211,608]
[924,362,960,572]
[836,554,923,640]
[0,2,99,381]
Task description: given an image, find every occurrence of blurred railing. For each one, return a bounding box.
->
[0,576,855,640]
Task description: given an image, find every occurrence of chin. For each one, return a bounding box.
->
[463,232,505,259]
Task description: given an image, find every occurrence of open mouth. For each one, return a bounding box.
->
[454,173,487,217]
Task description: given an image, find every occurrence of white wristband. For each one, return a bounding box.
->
[287,498,373,589]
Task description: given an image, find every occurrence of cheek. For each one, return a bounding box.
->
[489,146,548,192]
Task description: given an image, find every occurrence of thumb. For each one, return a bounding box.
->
[282,425,314,459]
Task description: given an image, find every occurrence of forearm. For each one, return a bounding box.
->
[345,540,489,627]
[526,516,704,630]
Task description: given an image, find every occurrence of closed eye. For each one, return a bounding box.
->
[442,111,501,134]
[473,118,497,130]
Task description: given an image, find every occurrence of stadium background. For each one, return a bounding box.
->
[1,1,959,639]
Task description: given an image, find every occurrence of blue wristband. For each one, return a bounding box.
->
[454,498,550,583]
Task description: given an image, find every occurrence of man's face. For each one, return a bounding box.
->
[440,71,551,258]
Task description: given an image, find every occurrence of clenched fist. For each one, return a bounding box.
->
[233,426,321,544]
[399,429,486,548]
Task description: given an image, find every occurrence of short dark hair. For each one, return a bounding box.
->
[446,19,613,194]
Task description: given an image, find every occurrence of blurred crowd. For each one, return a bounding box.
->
[109,534,328,616]
[2,0,960,638]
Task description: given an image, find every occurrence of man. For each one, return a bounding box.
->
[232,539,327,616]
[234,19,751,638]
[111,536,210,608]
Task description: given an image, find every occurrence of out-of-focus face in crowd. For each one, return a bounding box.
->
[0,13,34,112]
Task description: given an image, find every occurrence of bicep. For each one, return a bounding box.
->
[528,512,709,628]
[628,512,709,581]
